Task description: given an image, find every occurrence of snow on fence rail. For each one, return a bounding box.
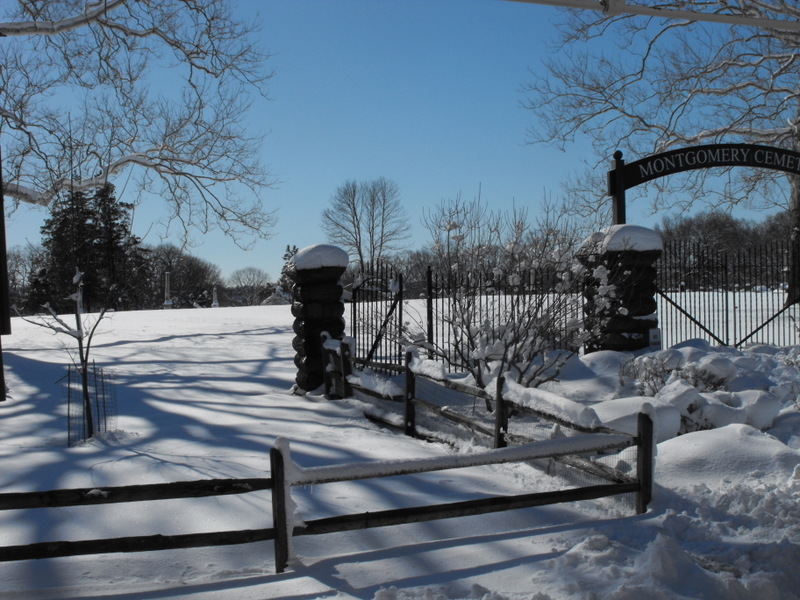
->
[270,415,653,573]
[329,341,625,447]
[325,341,655,517]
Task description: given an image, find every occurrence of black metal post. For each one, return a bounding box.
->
[404,350,416,436]
[609,150,627,225]
[322,333,333,398]
[0,147,10,399]
[426,266,434,359]
[397,272,404,366]
[341,338,353,398]
[493,375,507,449]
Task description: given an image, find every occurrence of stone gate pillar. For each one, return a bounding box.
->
[578,225,663,353]
[289,244,348,393]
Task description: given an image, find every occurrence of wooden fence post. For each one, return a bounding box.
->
[404,350,416,436]
[636,412,654,514]
[270,447,289,573]
[494,375,507,448]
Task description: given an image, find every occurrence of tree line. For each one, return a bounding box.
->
[11,175,791,316]
[10,184,296,316]
[321,176,793,280]
[4,1,800,309]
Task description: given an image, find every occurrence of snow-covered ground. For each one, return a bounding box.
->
[0,305,798,599]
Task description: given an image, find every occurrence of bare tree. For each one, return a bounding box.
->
[321,178,410,268]
[422,194,496,274]
[227,266,271,306]
[657,211,755,253]
[1,0,276,244]
[148,245,222,308]
[7,243,44,310]
[18,269,111,439]
[410,200,588,389]
[524,3,800,223]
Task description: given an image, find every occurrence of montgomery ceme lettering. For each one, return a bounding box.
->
[635,146,800,181]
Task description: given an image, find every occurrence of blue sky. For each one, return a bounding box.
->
[5,0,673,281]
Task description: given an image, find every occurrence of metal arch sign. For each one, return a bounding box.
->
[607,143,800,224]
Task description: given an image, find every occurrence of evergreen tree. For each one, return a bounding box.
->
[27,189,95,313]
[278,244,299,294]
[90,184,151,310]
[27,184,149,313]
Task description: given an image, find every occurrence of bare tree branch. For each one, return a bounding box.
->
[0,1,127,36]
[0,0,276,244]
[525,1,800,217]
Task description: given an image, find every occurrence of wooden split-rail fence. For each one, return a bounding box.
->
[0,413,652,574]
[0,336,654,573]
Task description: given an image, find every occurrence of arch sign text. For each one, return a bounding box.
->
[607,143,800,224]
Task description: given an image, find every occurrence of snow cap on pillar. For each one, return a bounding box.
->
[579,224,663,254]
[291,244,349,271]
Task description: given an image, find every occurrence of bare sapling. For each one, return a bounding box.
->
[16,268,112,439]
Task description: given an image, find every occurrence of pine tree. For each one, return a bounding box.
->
[90,184,151,310]
[27,184,149,313]
[278,245,299,295]
[27,189,95,313]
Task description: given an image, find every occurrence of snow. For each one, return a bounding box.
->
[503,378,603,429]
[0,306,798,599]
[291,244,349,270]
[285,432,633,487]
[580,224,664,253]
[592,395,681,442]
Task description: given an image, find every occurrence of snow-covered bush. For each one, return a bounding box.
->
[406,204,593,391]
[621,347,732,396]
[620,342,791,433]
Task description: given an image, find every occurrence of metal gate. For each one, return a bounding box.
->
[350,263,405,371]
[350,241,800,371]
[657,240,800,348]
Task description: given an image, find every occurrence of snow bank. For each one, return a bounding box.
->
[657,424,800,489]
[594,341,800,437]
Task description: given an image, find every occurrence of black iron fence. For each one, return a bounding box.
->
[656,240,800,348]
[350,240,800,372]
[350,262,405,371]
[350,263,583,372]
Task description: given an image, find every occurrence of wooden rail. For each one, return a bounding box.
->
[270,414,653,573]
[0,416,652,573]
[0,477,273,562]
[0,478,271,510]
